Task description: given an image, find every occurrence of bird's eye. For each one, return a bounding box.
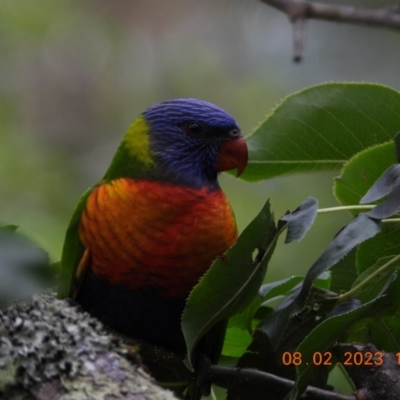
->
[186,123,203,136]
[229,128,240,138]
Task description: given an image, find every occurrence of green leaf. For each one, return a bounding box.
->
[231,287,336,400]
[329,249,358,293]
[240,83,400,182]
[287,271,400,399]
[363,164,400,219]
[394,132,400,162]
[227,296,262,334]
[360,165,400,204]
[227,312,249,331]
[350,256,400,303]
[346,269,400,353]
[258,213,381,349]
[356,222,400,274]
[281,197,318,243]
[334,142,397,209]
[314,272,331,290]
[367,311,400,352]
[182,201,278,369]
[259,276,304,299]
[221,327,252,358]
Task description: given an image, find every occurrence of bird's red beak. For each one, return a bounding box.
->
[216,137,248,177]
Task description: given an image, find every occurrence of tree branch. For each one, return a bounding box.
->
[0,291,179,400]
[209,365,355,400]
[333,343,400,400]
[260,0,400,61]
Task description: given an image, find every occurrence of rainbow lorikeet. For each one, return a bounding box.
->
[59,98,247,390]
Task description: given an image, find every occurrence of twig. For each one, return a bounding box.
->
[209,365,355,400]
[335,253,400,304]
[260,0,400,61]
[133,341,355,399]
[317,205,374,214]
[292,16,305,62]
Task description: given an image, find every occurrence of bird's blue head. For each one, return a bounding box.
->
[105,98,248,188]
[141,98,248,188]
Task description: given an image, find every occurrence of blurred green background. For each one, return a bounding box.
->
[1,0,399,395]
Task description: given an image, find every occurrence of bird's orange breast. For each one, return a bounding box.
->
[79,178,237,297]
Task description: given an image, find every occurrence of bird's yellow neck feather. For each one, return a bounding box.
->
[123,116,154,166]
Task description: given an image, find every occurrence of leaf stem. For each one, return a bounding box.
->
[317,205,374,214]
[382,218,400,223]
[336,254,400,304]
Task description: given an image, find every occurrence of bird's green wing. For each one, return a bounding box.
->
[58,186,96,299]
